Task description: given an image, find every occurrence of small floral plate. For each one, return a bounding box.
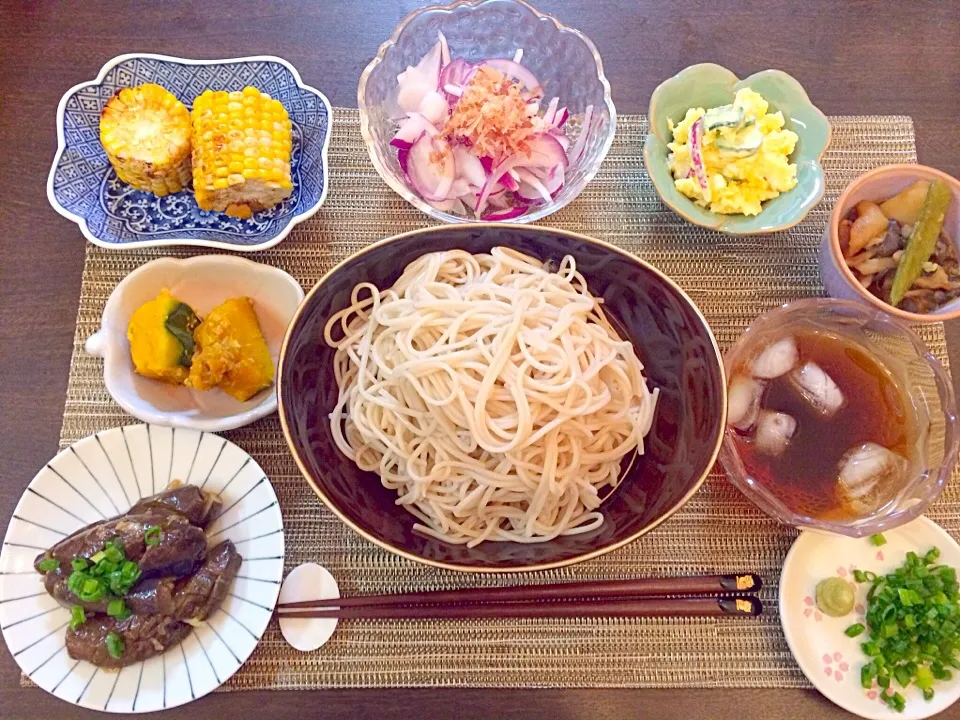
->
[780,517,960,719]
[46,53,332,251]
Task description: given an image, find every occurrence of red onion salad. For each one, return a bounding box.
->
[390,34,595,220]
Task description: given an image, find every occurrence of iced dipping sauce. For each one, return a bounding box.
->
[726,323,920,521]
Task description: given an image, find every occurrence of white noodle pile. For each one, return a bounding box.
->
[324,247,658,546]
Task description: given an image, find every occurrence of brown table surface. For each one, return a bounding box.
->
[2,1,960,718]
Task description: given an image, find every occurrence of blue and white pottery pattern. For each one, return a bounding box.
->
[0,425,285,713]
[47,54,331,251]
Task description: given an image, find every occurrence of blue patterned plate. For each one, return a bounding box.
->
[47,54,332,251]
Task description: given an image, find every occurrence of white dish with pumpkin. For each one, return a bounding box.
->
[86,255,304,431]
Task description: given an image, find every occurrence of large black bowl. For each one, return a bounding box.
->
[278,225,726,572]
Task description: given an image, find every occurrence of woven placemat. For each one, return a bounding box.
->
[41,110,960,690]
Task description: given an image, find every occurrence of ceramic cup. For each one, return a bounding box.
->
[819,164,960,323]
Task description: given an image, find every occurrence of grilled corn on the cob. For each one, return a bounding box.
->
[191,87,293,218]
[99,83,192,196]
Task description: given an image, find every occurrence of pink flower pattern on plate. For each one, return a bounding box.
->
[865,680,890,704]
[802,597,824,621]
[821,651,846,682]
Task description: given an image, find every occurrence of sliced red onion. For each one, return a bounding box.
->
[553,107,568,127]
[419,90,450,125]
[482,205,528,221]
[486,188,510,210]
[549,129,570,151]
[390,137,413,151]
[407,134,455,201]
[397,79,433,115]
[444,84,463,97]
[449,177,471,199]
[393,112,439,145]
[542,97,559,126]
[396,40,443,112]
[453,144,487,188]
[475,154,526,215]
[397,147,410,173]
[479,156,494,175]
[689,117,711,202]
[428,197,457,212]
[439,58,476,104]
[515,168,552,203]
[541,164,564,195]
[438,32,451,68]
[512,48,523,64]
[483,59,541,93]
[524,133,569,168]
[501,172,520,192]
[515,181,541,203]
[566,104,594,165]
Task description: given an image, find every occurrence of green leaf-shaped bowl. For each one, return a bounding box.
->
[643,63,831,235]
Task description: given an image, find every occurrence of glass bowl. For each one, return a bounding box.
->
[719,298,958,537]
[357,0,616,224]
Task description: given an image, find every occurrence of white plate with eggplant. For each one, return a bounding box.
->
[0,424,284,713]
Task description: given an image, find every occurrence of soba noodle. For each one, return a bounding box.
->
[324,247,658,546]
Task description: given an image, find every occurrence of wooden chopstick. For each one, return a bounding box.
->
[276,573,761,611]
[276,595,763,620]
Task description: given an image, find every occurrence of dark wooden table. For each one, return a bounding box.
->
[2,1,959,717]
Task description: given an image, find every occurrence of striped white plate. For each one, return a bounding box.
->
[0,424,284,713]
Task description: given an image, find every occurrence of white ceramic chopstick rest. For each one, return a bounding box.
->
[278,563,340,651]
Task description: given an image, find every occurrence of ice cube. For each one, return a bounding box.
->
[837,443,907,514]
[754,410,797,456]
[751,336,799,379]
[789,361,845,418]
[727,375,765,430]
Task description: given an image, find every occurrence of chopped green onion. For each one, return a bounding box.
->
[845,623,865,637]
[37,558,59,572]
[78,577,105,603]
[871,533,888,547]
[105,631,124,659]
[103,541,124,564]
[107,599,131,620]
[69,605,86,631]
[107,561,141,596]
[144,526,163,547]
[852,545,960,712]
[853,569,867,583]
[90,551,106,564]
[71,558,88,572]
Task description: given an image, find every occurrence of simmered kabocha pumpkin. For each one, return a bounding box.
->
[186,297,274,401]
[127,290,201,384]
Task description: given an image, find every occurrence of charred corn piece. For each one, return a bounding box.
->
[99,84,192,196]
[191,87,293,217]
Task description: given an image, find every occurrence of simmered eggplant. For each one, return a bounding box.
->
[171,541,241,622]
[35,511,205,580]
[66,613,191,669]
[43,571,176,615]
[128,484,222,528]
[37,486,244,670]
